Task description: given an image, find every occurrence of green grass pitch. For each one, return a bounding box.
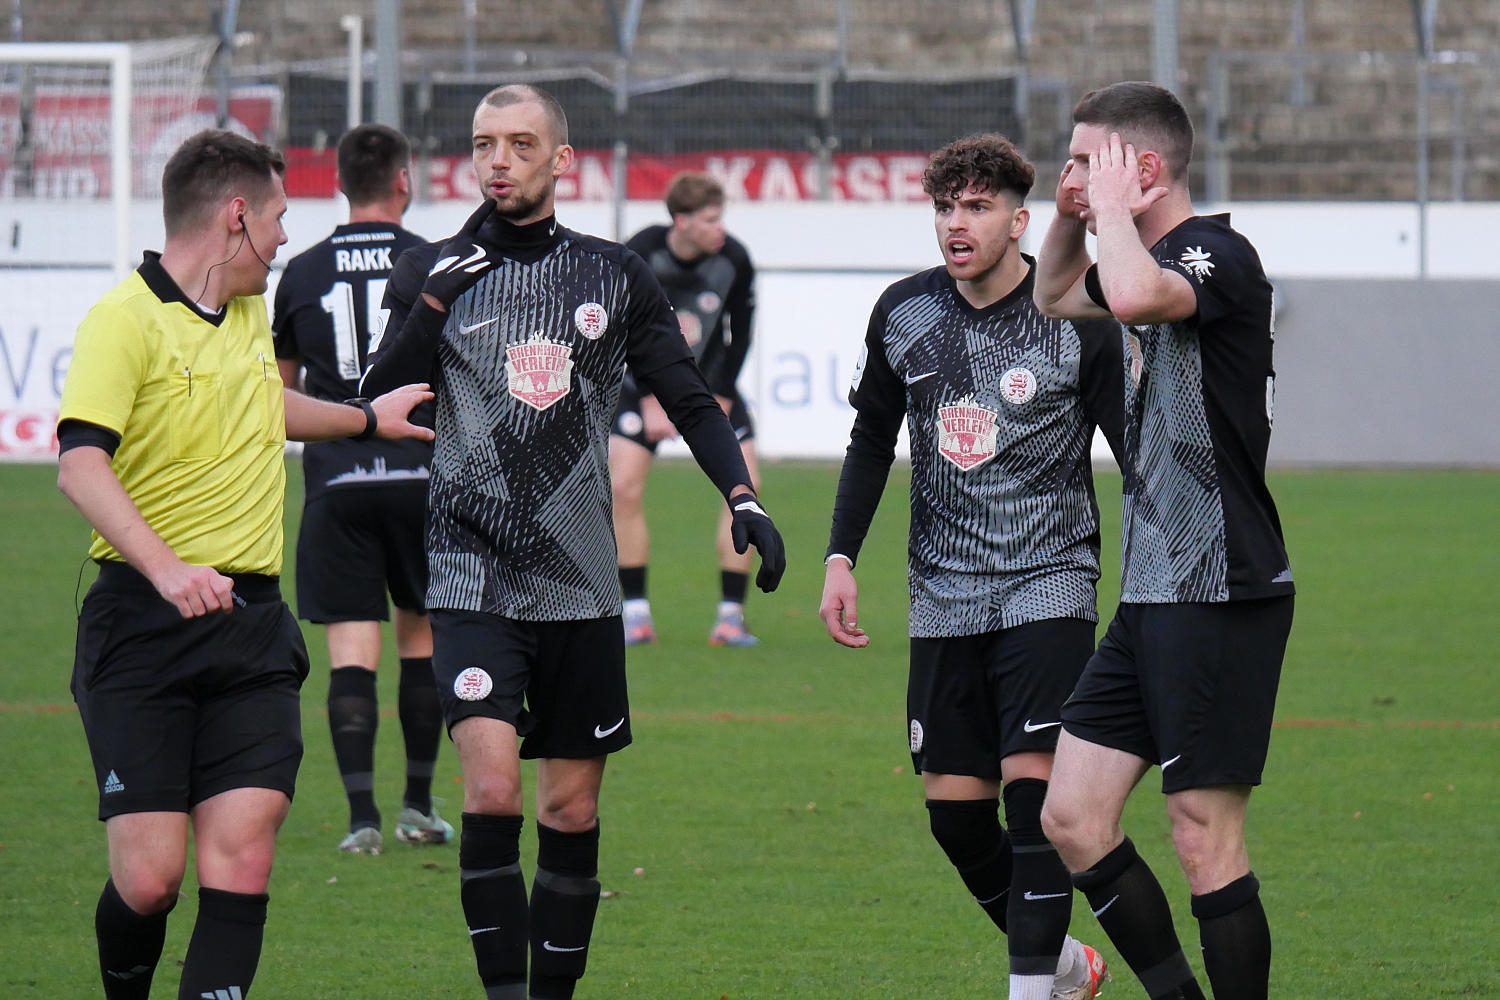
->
[1,460,1496,997]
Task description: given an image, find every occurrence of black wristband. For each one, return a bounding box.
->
[346,398,377,441]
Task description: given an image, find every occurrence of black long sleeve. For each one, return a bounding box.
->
[638,357,753,500]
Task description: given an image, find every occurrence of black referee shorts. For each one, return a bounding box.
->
[1061,596,1294,794]
[907,617,1097,779]
[612,382,755,451]
[294,482,429,622]
[430,610,631,760]
[71,562,309,820]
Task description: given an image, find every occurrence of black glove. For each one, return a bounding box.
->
[422,200,501,308]
[729,493,786,593]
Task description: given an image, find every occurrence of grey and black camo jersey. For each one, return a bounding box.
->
[1112,213,1295,604]
[380,218,693,621]
[626,225,755,399]
[831,262,1125,637]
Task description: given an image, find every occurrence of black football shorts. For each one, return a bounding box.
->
[906,616,1097,779]
[1061,596,1294,793]
[612,381,754,451]
[430,610,631,759]
[294,482,429,622]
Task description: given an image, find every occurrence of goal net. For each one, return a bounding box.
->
[0,37,219,277]
[0,39,218,460]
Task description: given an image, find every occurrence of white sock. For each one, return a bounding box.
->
[1052,935,1089,989]
[716,600,743,619]
[1008,972,1054,1000]
[624,598,651,617]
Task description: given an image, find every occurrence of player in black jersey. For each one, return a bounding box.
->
[1034,82,1295,1000]
[608,172,763,646]
[272,124,451,856]
[819,134,1119,1000]
[359,84,785,1000]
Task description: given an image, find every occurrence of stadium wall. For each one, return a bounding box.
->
[2,200,1497,466]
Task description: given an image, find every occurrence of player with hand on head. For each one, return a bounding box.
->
[359,84,785,1000]
[1033,81,1295,1000]
[273,123,452,857]
[56,129,433,1000]
[819,133,1122,1000]
[609,171,763,647]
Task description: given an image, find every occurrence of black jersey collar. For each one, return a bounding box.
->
[478,213,565,263]
[138,251,227,327]
[947,252,1036,318]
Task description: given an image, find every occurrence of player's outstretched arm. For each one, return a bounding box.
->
[819,556,868,648]
[283,385,435,443]
[57,444,234,618]
[728,491,786,593]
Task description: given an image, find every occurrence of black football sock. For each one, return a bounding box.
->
[618,566,647,602]
[1003,779,1073,980]
[460,812,529,1000]
[1072,838,1205,1000]
[529,821,602,1000]
[397,656,442,815]
[328,666,380,830]
[719,570,749,605]
[926,797,1012,934]
[1193,872,1270,1000]
[96,879,173,1000]
[176,887,267,1000]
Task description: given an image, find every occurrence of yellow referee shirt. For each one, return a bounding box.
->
[58,254,287,575]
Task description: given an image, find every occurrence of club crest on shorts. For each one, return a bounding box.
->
[505,335,574,410]
[574,302,608,340]
[999,366,1038,405]
[454,666,493,701]
[616,409,644,438]
[909,719,924,754]
[935,395,999,472]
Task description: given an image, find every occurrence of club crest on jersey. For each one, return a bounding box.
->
[697,290,721,314]
[935,395,999,471]
[505,335,574,411]
[574,302,608,340]
[454,666,493,702]
[677,310,703,346]
[999,366,1038,405]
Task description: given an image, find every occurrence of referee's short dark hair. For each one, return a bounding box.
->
[922,133,1035,204]
[665,172,724,217]
[162,129,285,237]
[337,124,411,205]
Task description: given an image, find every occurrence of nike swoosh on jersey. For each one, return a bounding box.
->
[1023,719,1062,733]
[594,718,625,738]
[904,370,939,385]
[459,316,499,335]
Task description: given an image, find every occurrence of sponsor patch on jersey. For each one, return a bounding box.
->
[999,366,1038,405]
[909,719,924,754]
[935,396,999,471]
[697,290,722,314]
[1179,245,1216,281]
[677,310,703,346]
[505,336,574,411]
[574,302,608,340]
[454,666,493,702]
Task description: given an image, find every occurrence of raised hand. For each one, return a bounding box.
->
[422,200,502,309]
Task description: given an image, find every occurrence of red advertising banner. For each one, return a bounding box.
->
[285,149,936,203]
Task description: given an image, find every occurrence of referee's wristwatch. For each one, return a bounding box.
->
[345,397,378,441]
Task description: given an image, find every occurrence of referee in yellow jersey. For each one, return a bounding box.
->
[56,130,433,1000]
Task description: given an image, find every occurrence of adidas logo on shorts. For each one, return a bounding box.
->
[103,770,125,794]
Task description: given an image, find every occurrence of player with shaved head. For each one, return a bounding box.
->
[360,83,785,999]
